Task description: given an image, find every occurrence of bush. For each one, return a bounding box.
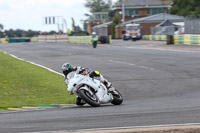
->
[112,16,118,39]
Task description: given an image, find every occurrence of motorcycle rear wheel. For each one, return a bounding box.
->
[92,42,97,48]
[79,89,100,107]
[111,90,123,105]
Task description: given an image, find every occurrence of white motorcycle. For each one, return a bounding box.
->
[67,70,123,107]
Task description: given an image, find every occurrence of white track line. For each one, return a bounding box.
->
[109,59,155,70]
[26,123,200,133]
[77,123,200,131]
[2,51,64,77]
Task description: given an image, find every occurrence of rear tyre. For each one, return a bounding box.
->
[93,42,97,48]
[79,89,100,107]
[123,36,127,41]
[111,90,123,105]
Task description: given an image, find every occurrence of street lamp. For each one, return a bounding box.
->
[122,0,125,23]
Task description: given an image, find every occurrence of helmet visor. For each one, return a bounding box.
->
[63,69,72,75]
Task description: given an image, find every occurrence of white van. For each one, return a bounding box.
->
[122,23,142,41]
[173,22,185,35]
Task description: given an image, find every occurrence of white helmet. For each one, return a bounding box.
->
[61,63,73,76]
[92,32,96,35]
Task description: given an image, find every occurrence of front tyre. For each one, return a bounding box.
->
[111,90,123,105]
[79,89,100,107]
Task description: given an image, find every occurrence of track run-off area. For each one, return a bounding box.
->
[1,40,200,133]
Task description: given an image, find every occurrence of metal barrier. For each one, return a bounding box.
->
[173,35,200,45]
[0,38,38,43]
[1,36,67,43]
[167,35,200,45]
[151,26,178,35]
[142,35,167,41]
[8,38,30,43]
[185,18,200,34]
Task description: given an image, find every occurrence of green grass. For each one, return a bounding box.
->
[0,52,75,109]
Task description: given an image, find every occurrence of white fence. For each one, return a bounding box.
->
[38,34,68,42]
[185,18,200,34]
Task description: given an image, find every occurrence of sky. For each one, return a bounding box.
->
[0,0,117,32]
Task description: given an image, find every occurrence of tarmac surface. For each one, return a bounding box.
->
[0,40,200,133]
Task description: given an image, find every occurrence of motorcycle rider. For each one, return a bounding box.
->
[61,63,113,106]
[91,32,98,48]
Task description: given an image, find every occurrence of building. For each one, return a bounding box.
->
[87,11,110,35]
[87,0,175,37]
[92,21,112,43]
[113,0,173,23]
[115,13,184,38]
[93,12,109,24]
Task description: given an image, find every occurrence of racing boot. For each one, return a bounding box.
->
[90,70,114,92]
[103,79,115,92]
[76,97,86,106]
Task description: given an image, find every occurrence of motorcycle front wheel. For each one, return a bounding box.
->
[79,89,100,107]
[111,89,123,105]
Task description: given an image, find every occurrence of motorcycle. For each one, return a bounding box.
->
[67,69,123,107]
[91,37,98,48]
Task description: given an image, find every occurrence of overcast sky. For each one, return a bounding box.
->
[0,0,118,32]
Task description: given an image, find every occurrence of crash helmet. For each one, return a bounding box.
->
[62,63,73,76]
[92,32,97,36]
[92,32,96,35]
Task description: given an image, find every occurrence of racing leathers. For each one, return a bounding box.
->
[64,66,112,105]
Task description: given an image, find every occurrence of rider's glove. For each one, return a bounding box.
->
[68,91,73,95]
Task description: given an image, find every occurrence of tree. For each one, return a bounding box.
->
[0,24,3,31]
[0,24,4,37]
[83,0,114,33]
[85,0,112,13]
[112,16,118,39]
[170,0,200,17]
[3,29,40,37]
[84,0,113,26]
[48,30,57,35]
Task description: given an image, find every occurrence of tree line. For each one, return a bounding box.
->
[0,26,61,38]
[170,0,200,17]
[0,29,40,38]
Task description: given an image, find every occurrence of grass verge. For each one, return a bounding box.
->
[0,52,75,109]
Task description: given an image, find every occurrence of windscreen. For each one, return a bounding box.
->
[126,26,139,32]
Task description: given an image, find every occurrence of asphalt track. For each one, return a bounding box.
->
[1,40,200,133]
